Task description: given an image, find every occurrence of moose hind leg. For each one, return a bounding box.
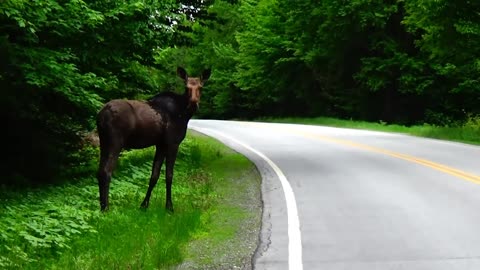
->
[165,144,179,213]
[141,146,165,209]
[97,146,120,211]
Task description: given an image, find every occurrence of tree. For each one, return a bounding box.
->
[155,0,245,118]
[0,0,177,184]
[403,0,480,123]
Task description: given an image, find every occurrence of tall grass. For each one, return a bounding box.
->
[0,132,251,269]
[259,116,480,145]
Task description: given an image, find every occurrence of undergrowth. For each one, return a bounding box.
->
[0,134,223,269]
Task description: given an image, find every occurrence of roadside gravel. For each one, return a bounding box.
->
[176,143,262,270]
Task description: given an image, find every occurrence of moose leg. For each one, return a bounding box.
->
[97,146,121,211]
[141,145,166,208]
[165,144,179,213]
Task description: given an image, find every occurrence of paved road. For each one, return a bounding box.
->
[188,120,480,270]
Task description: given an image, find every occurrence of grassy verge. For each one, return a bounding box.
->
[0,131,261,269]
[178,135,261,269]
[259,117,480,145]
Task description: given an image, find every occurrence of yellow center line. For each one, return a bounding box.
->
[297,131,480,185]
[241,122,480,185]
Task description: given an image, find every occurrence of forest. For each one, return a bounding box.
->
[1,0,479,185]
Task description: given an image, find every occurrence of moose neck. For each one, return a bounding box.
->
[147,91,197,121]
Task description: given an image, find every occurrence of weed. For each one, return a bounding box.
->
[0,131,256,269]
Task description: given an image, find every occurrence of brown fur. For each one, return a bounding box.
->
[96,67,211,212]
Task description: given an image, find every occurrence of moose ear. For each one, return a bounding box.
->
[201,69,211,82]
[177,67,188,81]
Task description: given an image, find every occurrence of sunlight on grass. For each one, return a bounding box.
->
[0,132,261,269]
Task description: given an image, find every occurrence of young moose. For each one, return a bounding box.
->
[96,67,211,212]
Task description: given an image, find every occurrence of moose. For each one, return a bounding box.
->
[96,67,211,212]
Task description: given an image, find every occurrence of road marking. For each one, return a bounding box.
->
[244,122,480,185]
[292,130,480,185]
[189,125,303,270]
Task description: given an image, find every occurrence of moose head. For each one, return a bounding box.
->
[177,67,211,107]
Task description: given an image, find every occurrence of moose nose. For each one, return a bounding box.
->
[190,88,200,103]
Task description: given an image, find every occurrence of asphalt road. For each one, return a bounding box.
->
[188,120,480,270]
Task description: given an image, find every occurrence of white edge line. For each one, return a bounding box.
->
[189,125,303,270]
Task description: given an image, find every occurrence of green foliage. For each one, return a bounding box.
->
[3,0,479,184]
[403,0,480,120]
[2,0,479,266]
[0,183,99,267]
[167,0,479,125]
[0,135,225,269]
[234,0,284,111]
[464,115,480,131]
[0,0,179,184]
[154,0,246,118]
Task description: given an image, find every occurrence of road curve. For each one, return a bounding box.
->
[188,120,480,270]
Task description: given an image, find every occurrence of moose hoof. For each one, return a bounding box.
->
[140,201,149,210]
[166,204,174,214]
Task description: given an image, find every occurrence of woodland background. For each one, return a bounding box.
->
[1,0,479,185]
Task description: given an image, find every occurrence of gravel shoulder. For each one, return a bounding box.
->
[176,131,263,270]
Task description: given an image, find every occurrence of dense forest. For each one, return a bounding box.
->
[1,0,479,185]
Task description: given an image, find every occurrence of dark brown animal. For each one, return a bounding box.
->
[96,67,211,212]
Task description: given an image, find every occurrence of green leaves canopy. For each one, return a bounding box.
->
[177,0,479,123]
[2,0,479,184]
[1,0,177,183]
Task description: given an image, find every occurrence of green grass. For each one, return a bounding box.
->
[0,131,261,269]
[259,116,480,145]
[180,146,261,269]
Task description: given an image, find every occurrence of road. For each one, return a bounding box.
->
[188,120,480,270]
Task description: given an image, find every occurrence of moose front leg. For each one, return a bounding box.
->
[141,145,166,209]
[165,144,179,213]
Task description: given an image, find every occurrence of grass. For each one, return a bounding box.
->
[259,116,480,145]
[0,131,261,269]
[179,139,261,269]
